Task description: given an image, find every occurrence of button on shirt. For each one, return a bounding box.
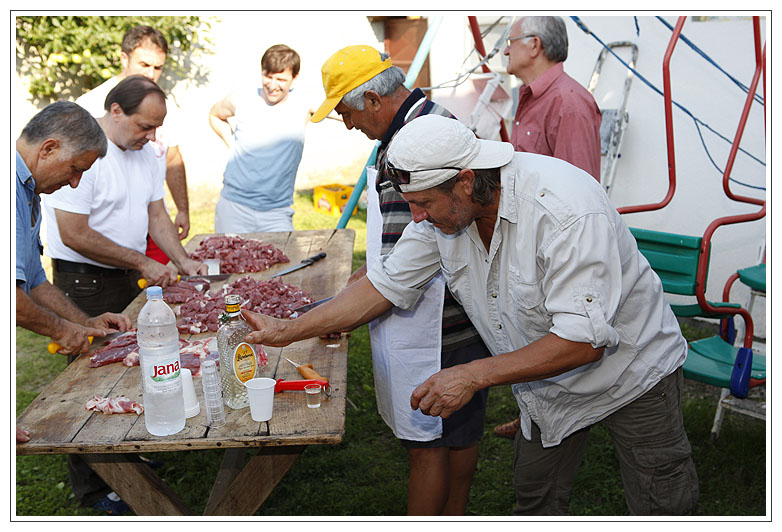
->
[510,63,602,180]
[367,152,686,447]
[16,151,48,294]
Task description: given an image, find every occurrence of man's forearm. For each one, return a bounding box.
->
[466,334,605,390]
[16,286,68,339]
[29,281,91,326]
[165,146,189,215]
[147,203,190,268]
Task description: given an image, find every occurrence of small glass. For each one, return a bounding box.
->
[305,384,322,409]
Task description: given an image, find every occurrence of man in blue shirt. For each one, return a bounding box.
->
[16,101,131,354]
[16,102,133,515]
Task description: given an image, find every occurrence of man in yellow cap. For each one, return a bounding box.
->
[310,45,491,516]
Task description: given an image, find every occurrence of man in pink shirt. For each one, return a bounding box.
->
[504,16,602,180]
[495,16,603,438]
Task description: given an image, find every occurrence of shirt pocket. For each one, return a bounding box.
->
[508,264,550,341]
[439,256,472,315]
[515,125,544,154]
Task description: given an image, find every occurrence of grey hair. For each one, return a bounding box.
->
[521,16,569,63]
[341,52,406,110]
[20,101,107,158]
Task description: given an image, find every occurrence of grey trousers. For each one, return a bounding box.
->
[512,367,699,515]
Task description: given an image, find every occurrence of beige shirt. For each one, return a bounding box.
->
[367,152,686,447]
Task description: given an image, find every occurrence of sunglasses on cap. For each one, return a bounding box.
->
[380,155,461,191]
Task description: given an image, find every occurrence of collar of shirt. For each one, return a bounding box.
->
[379,87,427,152]
[16,150,35,192]
[519,62,565,100]
[497,158,520,225]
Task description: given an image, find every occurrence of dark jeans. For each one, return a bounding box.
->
[52,263,141,317]
[512,367,699,515]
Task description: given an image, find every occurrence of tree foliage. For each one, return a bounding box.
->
[16,16,214,103]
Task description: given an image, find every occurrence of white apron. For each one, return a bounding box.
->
[366,166,445,441]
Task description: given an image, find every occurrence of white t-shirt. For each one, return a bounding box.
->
[43,141,166,268]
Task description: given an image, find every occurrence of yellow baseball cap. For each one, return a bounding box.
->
[310,45,392,123]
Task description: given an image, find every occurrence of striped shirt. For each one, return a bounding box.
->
[375,89,482,350]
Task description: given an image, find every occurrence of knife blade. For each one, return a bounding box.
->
[271,252,327,277]
[137,274,231,289]
[292,296,334,314]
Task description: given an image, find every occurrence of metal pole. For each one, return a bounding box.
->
[336,16,444,229]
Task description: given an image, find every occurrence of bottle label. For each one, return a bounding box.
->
[233,343,257,383]
[143,353,181,393]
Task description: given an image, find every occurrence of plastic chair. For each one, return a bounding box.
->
[630,227,766,439]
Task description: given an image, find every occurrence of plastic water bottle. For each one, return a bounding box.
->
[137,286,185,436]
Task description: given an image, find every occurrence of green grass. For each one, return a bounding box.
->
[15,190,766,517]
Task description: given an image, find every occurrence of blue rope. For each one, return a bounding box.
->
[656,16,764,106]
[570,16,766,191]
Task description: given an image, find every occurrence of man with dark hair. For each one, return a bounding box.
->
[209,44,311,232]
[45,75,206,316]
[308,45,491,516]
[16,101,132,514]
[77,24,190,262]
[504,16,602,180]
[240,114,699,516]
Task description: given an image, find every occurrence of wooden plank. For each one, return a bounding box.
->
[204,448,247,514]
[203,446,304,515]
[83,453,192,516]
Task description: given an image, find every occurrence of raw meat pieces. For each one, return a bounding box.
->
[85,395,144,415]
[188,235,289,274]
[89,331,138,368]
[175,277,314,334]
[163,278,211,304]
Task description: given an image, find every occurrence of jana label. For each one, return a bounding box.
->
[233,343,257,383]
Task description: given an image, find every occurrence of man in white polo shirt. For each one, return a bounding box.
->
[45,75,206,316]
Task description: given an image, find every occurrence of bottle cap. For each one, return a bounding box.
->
[225,294,242,314]
[146,286,163,298]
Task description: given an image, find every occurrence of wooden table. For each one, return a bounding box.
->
[16,229,355,515]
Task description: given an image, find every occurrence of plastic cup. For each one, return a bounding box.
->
[244,378,276,422]
[181,368,200,418]
[305,384,322,409]
[204,259,221,275]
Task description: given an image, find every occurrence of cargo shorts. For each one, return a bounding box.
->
[512,367,699,515]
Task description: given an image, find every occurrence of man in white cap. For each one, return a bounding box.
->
[241,114,699,516]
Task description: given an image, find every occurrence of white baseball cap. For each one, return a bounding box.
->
[386,114,515,193]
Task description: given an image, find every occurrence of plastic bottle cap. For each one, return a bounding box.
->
[146,286,163,298]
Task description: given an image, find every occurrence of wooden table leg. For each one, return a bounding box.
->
[205,448,248,514]
[82,454,192,516]
[203,446,305,516]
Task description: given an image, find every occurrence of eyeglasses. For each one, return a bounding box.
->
[506,33,537,48]
[381,156,461,189]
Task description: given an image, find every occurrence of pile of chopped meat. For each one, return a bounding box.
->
[176,277,314,334]
[189,235,290,273]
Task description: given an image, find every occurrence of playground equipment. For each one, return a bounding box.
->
[619,16,766,439]
[586,41,639,197]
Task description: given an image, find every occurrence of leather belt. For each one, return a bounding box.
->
[52,259,133,276]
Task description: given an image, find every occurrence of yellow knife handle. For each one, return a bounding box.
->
[48,336,93,354]
[297,364,327,382]
[138,275,180,289]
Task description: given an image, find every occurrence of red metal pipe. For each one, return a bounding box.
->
[467,16,510,142]
[617,16,685,215]
[694,17,766,349]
